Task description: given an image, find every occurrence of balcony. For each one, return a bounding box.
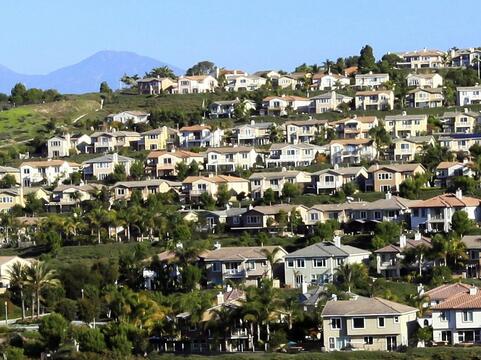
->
[223,269,246,278]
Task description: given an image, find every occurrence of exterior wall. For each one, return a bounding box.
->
[457,88,481,106]
[206,150,259,172]
[20,163,78,187]
[410,206,477,232]
[204,259,272,287]
[384,117,428,138]
[406,74,443,88]
[330,143,377,166]
[142,128,168,150]
[0,191,23,212]
[265,145,324,168]
[355,92,394,111]
[48,137,70,158]
[86,160,132,181]
[432,309,481,345]
[355,74,389,88]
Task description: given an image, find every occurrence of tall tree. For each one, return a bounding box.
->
[25,262,60,318]
[358,45,376,73]
[7,262,27,320]
[186,61,216,76]
[145,66,176,79]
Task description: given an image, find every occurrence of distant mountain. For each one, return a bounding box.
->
[0,50,184,94]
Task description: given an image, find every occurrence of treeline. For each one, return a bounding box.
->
[8,83,62,106]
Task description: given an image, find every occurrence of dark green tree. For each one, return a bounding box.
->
[358,45,376,73]
[99,81,112,94]
[39,313,68,350]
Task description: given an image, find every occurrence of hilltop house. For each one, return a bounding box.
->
[182,175,249,201]
[233,204,309,231]
[311,166,368,194]
[224,74,267,92]
[384,113,428,138]
[396,49,445,69]
[355,90,394,111]
[106,111,150,124]
[47,183,102,213]
[205,146,261,172]
[354,72,389,88]
[441,109,481,134]
[110,179,181,201]
[438,133,481,154]
[178,125,224,148]
[90,131,140,153]
[139,127,170,151]
[407,88,444,108]
[137,77,176,95]
[461,235,481,278]
[435,161,474,188]
[0,188,25,212]
[146,149,204,177]
[331,115,378,139]
[311,72,350,90]
[177,75,218,94]
[392,136,435,162]
[82,153,134,181]
[208,99,256,118]
[47,133,91,158]
[249,169,311,199]
[457,86,481,105]
[20,160,81,187]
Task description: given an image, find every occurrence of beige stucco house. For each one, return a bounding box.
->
[182,174,249,200]
[355,90,394,111]
[384,113,428,138]
[82,153,134,181]
[146,149,204,177]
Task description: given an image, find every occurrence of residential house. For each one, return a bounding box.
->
[47,183,102,212]
[284,237,371,288]
[265,143,326,168]
[182,175,249,201]
[311,73,350,90]
[146,149,204,177]
[177,75,218,94]
[374,233,432,278]
[202,207,248,231]
[178,125,224,148]
[331,115,378,139]
[249,169,311,199]
[0,257,32,292]
[406,73,443,88]
[354,72,389,88]
[438,133,481,154]
[0,188,24,212]
[139,127,169,151]
[396,49,446,69]
[366,163,426,193]
[82,153,134,181]
[208,99,256,118]
[305,203,350,226]
[407,88,444,108]
[461,235,481,278]
[137,77,176,95]
[321,297,418,351]
[205,146,261,173]
[231,120,273,146]
[274,75,298,90]
[261,96,311,116]
[47,133,92,158]
[431,286,481,345]
[435,161,474,188]
[329,139,377,166]
[234,204,308,231]
[284,119,328,144]
[110,179,181,201]
[20,160,81,187]
[106,111,150,124]
[392,136,435,162]
[224,74,267,92]
[90,131,140,153]
[309,91,353,113]
[199,245,287,287]
[424,283,474,307]
[311,166,368,194]
[355,90,394,111]
[410,190,481,232]
[384,113,428,138]
[441,109,481,134]
[451,48,481,68]
[252,70,281,80]
[457,86,481,105]
[0,166,20,185]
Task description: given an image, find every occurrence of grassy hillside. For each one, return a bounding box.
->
[0,98,100,146]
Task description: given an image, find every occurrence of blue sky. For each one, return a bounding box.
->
[2,0,481,74]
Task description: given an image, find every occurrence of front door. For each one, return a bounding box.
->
[386,336,397,351]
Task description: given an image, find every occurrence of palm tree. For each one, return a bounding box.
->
[0,213,19,246]
[7,262,27,320]
[408,292,431,317]
[87,207,108,244]
[335,263,367,293]
[207,305,236,352]
[404,244,430,277]
[25,262,60,318]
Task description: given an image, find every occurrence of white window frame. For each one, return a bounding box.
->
[331,318,342,330]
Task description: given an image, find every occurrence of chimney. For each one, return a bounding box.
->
[214,241,221,250]
[301,282,308,294]
[250,119,256,125]
[225,284,232,293]
[334,163,339,170]
[216,291,224,305]
[281,167,287,172]
[414,231,422,241]
[333,235,342,248]
[368,71,373,75]
[455,188,463,200]
[469,287,478,296]
[399,234,407,248]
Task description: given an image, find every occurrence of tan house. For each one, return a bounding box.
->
[321,297,418,351]
[396,49,445,69]
[355,90,394,111]
[235,204,309,231]
[312,166,368,194]
[110,179,181,201]
[407,88,444,108]
[137,77,176,95]
[261,95,311,116]
[82,153,134,181]
[90,131,140,153]
[146,149,204,177]
[0,256,32,292]
[392,136,435,162]
[0,188,24,212]
[231,121,274,146]
[331,115,378,139]
[384,113,428,138]
[285,119,328,144]
[139,127,170,151]
[441,109,481,134]
[0,166,20,185]
[48,184,103,212]
[438,134,481,154]
[182,175,249,200]
[309,91,353,114]
[249,169,311,199]
[366,163,426,193]
[406,73,443,88]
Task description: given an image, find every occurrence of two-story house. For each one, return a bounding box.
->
[384,113,428,138]
[20,160,81,187]
[435,161,474,188]
[355,72,390,88]
[406,88,444,108]
[178,125,224,148]
[234,204,308,231]
[208,99,256,118]
[231,120,274,146]
[457,86,481,106]
[47,183,102,213]
[329,139,377,166]
[392,136,435,162]
[265,143,326,168]
[82,153,134,181]
[182,174,249,201]
[106,111,150,124]
[312,166,368,194]
[137,77,176,95]
[90,131,140,153]
[311,73,350,90]
[177,75,218,94]
[355,90,394,111]
[199,245,287,287]
[146,149,204,177]
[410,190,481,232]
[249,169,311,199]
[205,146,261,173]
[332,115,378,139]
[321,297,418,351]
[139,126,170,151]
[309,91,353,113]
[261,95,311,116]
[406,73,443,88]
[110,179,181,201]
[374,233,432,278]
[284,119,328,144]
[461,235,481,278]
[47,133,92,158]
[0,188,25,213]
[0,166,20,185]
[284,237,370,288]
[438,133,481,154]
[366,163,426,193]
[451,48,481,68]
[441,109,481,134]
[396,49,445,69]
[224,75,267,92]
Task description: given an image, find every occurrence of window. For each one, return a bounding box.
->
[352,318,365,329]
[377,173,393,180]
[331,318,341,330]
[325,175,335,183]
[313,258,326,268]
[212,262,221,272]
[440,311,448,322]
[364,336,373,345]
[393,316,399,323]
[336,258,344,265]
[310,213,319,221]
[378,317,385,328]
[329,337,335,349]
[270,179,279,186]
[463,310,473,322]
[253,180,261,186]
[296,259,305,268]
[286,260,294,268]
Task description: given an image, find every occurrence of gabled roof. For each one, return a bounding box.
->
[425,283,472,303]
[433,290,481,310]
[270,142,323,150]
[408,87,443,95]
[346,196,414,211]
[284,119,328,126]
[442,110,480,119]
[322,297,417,316]
[436,161,464,170]
[462,235,481,250]
[310,91,352,101]
[234,121,272,130]
[407,73,442,80]
[329,138,373,145]
[83,154,134,164]
[249,170,308,180]
[392,136,434,145]
[332,116,377,125]
[285,241,370,259]
[356,90,393,96]
[247,204,307,216]
[111,179,181,189]
[200,246,284,261]
[367,163,424,173]
[263,95,309,101]
[0,166,19,173]
[90,131,140,138]
[21,160,81,168]
[179,125,211,132]
[53,184,103,193]
[374,236,432,254]
[384,114,427,121]
[312,166,366,177]
[183,175,248,184]
[355,72,389,78]
[147,149,202,159]
[206,146,255,154]
[410,193,480,208]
